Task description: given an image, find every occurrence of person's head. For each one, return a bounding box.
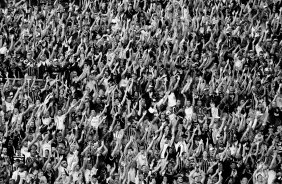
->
[46,163,52,171]
[61,159,68,168]
[240,99,245,106]
[58,143,65,154]
[230,161,236,169]
[30,149,37,157]
[57,132,63,142]
[195,163,201,172]
[197,99,202,106]
[116,122,121,130]
[139,145,145,154]
[150,177,157,184]
[43,149,49,157]
[58,109,63,116]
[1,147,7,155]
[257,174,263,182]
[212,175,218,183]
[32,168,39,177]
[177,174,183,183]
[18,164,25,172]
[158,90,165,98]
[70,144,77,153]
[189,157,195,167]
[277,153,282,161]
[240,177,248,184]
[74,163,80,171]
[141,165,148,173]
[39,176,47,184]
[138,172,144,181]
[176,99,181,106]
[22,140,28,147]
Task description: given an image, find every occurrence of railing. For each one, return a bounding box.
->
[5,78,45,86]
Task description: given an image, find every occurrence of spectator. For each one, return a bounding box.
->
[0,0,282,184]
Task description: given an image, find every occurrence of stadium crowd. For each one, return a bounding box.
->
[0,0,282,183]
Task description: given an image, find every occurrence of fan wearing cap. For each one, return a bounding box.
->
[174,173,185,184]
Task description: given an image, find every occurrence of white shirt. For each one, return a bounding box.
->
[160,136,167,152]
[175,141,188,156]
[128,168,136,183]
[20,147,30,161]
[136,153,148,168]
[86,81,95,92]
[185,106,193,121]
[12,170,27,183]
[5,101,14,112]
[276,95,282,108]
[71,171,82,183]
[234,56,243,70]
[255,44,263,56]
[268,170,276,184]
[67,152,79,172]
[119,79,129,88]
[11,114,19,124]
[161,143,169,159]
[168,92,176,107]
[85,167,98,184]
[42,117,51,126]
[230,144,237,156]
[90,115,101,129]
[113,129,124,140]
[55,114,66,130]
[0,47,7,55]
[135,176,146,184]
[211,106,219,118]
[58,166,69,178]
[41,142,51,157]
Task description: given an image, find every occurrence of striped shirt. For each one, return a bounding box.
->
[200,159,210,173]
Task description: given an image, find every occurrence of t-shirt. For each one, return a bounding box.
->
[168,92,176,107]
[276,95,282,108]
[85,167,98,183]
[0,47,7,55]
[185,106,193,121]
[55,114,66,130]
[12,170,27,182]
[136,153,148,168]
[90,115,102,129]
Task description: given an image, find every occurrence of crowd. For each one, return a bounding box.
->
[0,0,282,183]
